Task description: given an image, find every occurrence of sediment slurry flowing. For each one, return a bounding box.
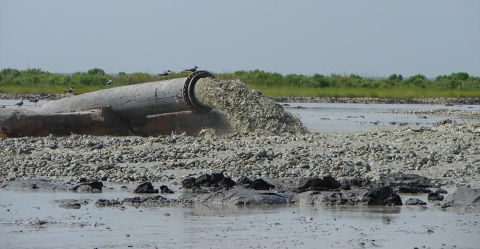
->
[194,78,308,135]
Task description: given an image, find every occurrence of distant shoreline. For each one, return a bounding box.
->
[2,93,480,105]
[271,97,480,105]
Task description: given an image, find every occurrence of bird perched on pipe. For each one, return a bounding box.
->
[64,87,74,94]
[15,98,24,107]
[158,70,171,77]
[184,66,198,72]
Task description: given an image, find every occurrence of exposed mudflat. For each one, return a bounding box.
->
[1,81,480,248]
[1,117,480,248]
[1,120,479,188]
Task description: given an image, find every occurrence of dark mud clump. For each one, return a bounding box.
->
[182,173,236,190]
[160,185,174,194]
[0,179,102,192]
[379,174,433,194]
[55,199,88,209]
[405,198,427,205]
[321,186,403,206]
[246,179,275,190]
[71,181,103,192]
[133,182,159,194]
[195,78,308,135]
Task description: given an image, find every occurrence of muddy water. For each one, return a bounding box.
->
[285,102,480,133]
[1,185,479,249]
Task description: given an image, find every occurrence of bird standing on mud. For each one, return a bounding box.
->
[106,80,113,86]
[49,142,58,149]
[184,66,198,72]
[158,70,171,77]
[91,141,104,150]
[15,98,24,107]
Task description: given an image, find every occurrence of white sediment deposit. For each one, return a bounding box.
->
[0,121,479,188]
[194,78,308,135]
[0,78,479,188]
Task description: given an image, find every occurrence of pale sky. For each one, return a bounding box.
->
[1,0,479,77]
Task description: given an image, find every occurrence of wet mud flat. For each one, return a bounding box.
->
[1,79,480,248]
[1,174,480,249]
[1,113,480,248]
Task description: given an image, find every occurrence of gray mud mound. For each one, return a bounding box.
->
[1,179,102,192]
[322,186,403,206]
[0,179,75,191]
[439,187,480,210]
[444,187,480,204]
[181,188,297,205]
[195,78,308,135]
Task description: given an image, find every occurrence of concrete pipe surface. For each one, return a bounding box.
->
[32,71,215,120]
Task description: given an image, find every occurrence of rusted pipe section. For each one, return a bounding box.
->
[32,71,214,119]
[0,71,233,138]
[0,107,135,138]
[0,108,231,138]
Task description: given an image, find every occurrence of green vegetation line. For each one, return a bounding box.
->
[1,68,479,99]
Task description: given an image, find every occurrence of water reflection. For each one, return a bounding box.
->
[1,188,480,249]
[285,102,478,133]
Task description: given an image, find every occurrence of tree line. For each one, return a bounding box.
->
[1,68,479,91]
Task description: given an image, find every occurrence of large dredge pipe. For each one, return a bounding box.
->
[33,71,214,119]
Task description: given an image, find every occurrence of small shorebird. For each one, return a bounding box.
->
[91,141,104,150]
[169,136,177,143]
[64,87,74,94]
[184,66,198,72]
[49,142,58,149]
[29,97,39,102]
[106,80,113,86]
[158,70,171,77]
[15,98,24,107]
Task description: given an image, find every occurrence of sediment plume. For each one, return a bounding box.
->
[195,78,308,135]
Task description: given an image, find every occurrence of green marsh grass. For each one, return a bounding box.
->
[1,68,479,99]
[247,85,480,99]
[0,85,108,95]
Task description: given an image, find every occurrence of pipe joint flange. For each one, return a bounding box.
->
[182,71,214,114]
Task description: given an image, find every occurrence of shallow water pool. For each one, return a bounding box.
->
[1,185,479,249]
[284,102,478,133]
